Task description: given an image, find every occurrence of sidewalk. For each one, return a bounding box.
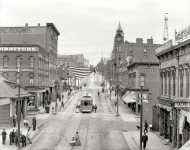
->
[106,92,172,150]
[0,90,78,150]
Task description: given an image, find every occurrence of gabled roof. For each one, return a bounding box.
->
[0,76,31,98]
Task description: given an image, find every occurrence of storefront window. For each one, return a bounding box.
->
[28,96,35,107]
[3,56,8,68]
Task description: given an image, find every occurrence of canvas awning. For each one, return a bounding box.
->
[122,91,136,103]
[156,104,172,111]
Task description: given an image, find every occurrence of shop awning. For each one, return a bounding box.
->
[179,139,190,150]
[156,104,172,111]
[122,91,136,103]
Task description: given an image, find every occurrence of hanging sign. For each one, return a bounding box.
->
[155,40,173,55]
[175,102,190,108]
[175,25,190,43]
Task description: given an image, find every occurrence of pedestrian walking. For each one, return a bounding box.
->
[114,101,117,107]
[149,123,153,132]
[62,94,64,100]
[144,120,148,133]
[21,134,26,147]
[9,131,12,145]
[52,107,54,114]
[142,132,148,149]
[26,127,32,144]
[98,92,100,97]
[94,104,97,113]
[11,129,15,144]
[13,116,16,127]
[32,116,36,131]
[75,132,81,146]
[1,129,7,145]
[76,105,79,113]
[15,129,18,146]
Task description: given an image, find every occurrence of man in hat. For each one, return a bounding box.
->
[1,129,7,145]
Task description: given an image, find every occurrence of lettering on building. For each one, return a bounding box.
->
[0,47,38,51]
[175,25,190,43]
[155,40,173,55]
[0,27,31,34]
[145,69,159,73]
[0,68,33,72]
[175,102,190,108]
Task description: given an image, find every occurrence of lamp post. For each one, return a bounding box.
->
[140,74,145,150]
[17,54,22,149]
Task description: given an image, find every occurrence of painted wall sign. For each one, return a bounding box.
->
[0,47,38,51]
[0,27,31,34]
[175,102,190,108]
[175,25,190,43]
[155,40,173,55]
[0,68,33,72]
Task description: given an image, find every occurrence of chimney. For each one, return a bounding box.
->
[136,38,143,44]
[25,23,28,27]
[38,23,40,27]
[147,38,153,45]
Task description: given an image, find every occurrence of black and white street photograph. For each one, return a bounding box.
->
[0,0,190,150]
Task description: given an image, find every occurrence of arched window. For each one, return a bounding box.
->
[29,57,34,68]
[3,72,8,79]
[16,57,21,68]
[3,56,8,68]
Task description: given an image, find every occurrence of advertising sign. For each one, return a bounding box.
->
[0,68,33,72]
[155,40,173,55]
[0,47,38,51]
[175,102,190,108]
[175,25,190,43]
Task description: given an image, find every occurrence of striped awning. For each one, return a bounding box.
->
[69,67,91,79]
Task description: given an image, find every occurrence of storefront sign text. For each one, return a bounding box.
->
[0,47,38,51]
[175,102,190,108]
[0,27,31,34]
[155,40,173,55]
[145,69,159,73]
[175,25,190,43]
[0,68,33,72]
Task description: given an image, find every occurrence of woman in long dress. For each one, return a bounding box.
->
[26,127,32,144]
[75,132,81,146]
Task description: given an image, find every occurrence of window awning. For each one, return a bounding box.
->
[122,91,136,103]
[179,139,190,150]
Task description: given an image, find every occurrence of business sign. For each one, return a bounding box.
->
[0,47,38,52]
[175,102,190,108]
[0,68,33,72]
[175,25,190,43]
[155,40,173,55]
[0,27,31,34]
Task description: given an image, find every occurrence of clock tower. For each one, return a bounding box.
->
[114,22,124,42]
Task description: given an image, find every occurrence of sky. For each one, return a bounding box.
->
[0,0,190,66]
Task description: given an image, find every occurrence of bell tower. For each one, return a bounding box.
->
[114,22,124,42]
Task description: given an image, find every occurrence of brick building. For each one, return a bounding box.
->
[155,25,190,149]
[0,23,60,111]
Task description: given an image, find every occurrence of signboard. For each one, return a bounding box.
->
[0,68,33,72]
[175,25,190,43]
[155,40,173,55]
[0,47,38,52]
[0,27,31,34]
[0,98,10,106]
[175,102,190,108]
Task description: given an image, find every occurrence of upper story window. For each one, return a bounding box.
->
[16,56,21,68]
[3,56,8,68]
[29,57,34,68]
[144,47,147,53]
[130,46,133,52]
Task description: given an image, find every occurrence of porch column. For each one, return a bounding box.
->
[163,72,166,95]
[171,72,173,97]
[167,71,169,95]
[22,98,27,120]
[184,68,187,98]
[176,67,179,97]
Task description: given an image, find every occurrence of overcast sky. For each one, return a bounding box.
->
[0,0,190,66]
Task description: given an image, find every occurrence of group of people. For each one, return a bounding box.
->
[1,127,32,147]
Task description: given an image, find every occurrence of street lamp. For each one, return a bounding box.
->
[17,54,22,149]
[140,74,145,150]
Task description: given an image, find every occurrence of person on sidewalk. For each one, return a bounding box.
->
[144,120,148,133]
[9,131,13,145]
[94,104,97,113]
[32,116,36,131]
[13,116,16,127]
[76,105,79,113]
[142,132,148,149]
[11,129,15,144]
[1,129,7,145]
[149,123,153,132]
[114,101,117,107]
[26,127,32,145]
